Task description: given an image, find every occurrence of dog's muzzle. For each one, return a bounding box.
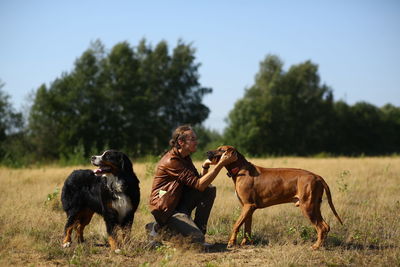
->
[206,151,216,160]
[206,150,225,164]
[91,155,112,175]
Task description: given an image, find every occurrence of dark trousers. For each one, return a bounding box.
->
[175,185,217,235]
[147,186,216,244]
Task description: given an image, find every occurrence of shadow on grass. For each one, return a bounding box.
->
[204,242,230,253]
[326,236,397,251]
[205,236,270,253]
[211,235,397,252]
[340,242,396,251]
[93,243,108,247]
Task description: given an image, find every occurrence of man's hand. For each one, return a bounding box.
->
[218,151,237,166]
[202,159,212,168]
[197,151,237,191]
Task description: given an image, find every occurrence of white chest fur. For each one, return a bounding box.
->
[103,174,133,222]
[112,193,133,222]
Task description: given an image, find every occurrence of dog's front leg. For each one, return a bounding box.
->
[240,212,255,246]
[228,204,256,248]
[105,221,121,253]
[103,204,121,253]
[120,212,135,243]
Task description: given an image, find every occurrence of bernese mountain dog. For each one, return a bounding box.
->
[61,150,140,253]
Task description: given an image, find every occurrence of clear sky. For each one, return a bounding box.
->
[1,0,399,132]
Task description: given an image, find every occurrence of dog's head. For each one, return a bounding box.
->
[206,145,238,165]
[91,150,132,176]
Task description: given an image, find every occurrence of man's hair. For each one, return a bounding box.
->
[169,125,193,149]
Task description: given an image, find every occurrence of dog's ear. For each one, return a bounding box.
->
[226,146,237,158]
[119,153,127,171]
[120,153,132,173]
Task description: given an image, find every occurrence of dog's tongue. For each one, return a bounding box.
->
[94,168,103,175]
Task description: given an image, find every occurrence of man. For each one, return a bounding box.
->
[147,125,236,245]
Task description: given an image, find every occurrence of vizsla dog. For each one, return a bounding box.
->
[207,146,343,250]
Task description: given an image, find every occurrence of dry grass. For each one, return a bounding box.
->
[0,157,399,266]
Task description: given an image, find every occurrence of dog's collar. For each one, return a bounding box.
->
[227,167,240,178]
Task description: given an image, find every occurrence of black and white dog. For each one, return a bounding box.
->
[61,150,140,252]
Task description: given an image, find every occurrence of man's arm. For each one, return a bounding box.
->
[197,152,237,191]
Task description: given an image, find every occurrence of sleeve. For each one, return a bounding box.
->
[159,157,200,189]
[176,168,200,188]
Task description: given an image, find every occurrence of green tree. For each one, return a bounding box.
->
[0,80,24,163]
[381,104,400,153]
[29,41,107,160]
[0,81,23,140]
[331,101,352,154]
[225,55,334,155]
[225,54,400,156]
[102,41,142,153]
[331,101,400,155]
[279,60,334,154]
[348,102,384,154]
[28,39,211,161]
[224,55,283,155]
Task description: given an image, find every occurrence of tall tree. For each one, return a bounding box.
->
[224,55,284,155]
[0,80,24,161]
[28,39,211,160]
[29,41,107,159]
[102,41,142,153]
[0,80,23,139]
[225,55,334,156]
[380,104,400,153]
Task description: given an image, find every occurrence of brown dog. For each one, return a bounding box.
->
[206,146,343,250]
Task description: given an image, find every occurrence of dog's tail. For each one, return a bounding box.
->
[319,176,343,225]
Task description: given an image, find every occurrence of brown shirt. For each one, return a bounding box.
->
[149,148,201,224]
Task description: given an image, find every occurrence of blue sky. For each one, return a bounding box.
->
[1,0,399,132]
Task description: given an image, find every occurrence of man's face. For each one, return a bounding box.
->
[181,130,198,154]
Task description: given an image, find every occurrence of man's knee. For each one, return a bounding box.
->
[204,185,216,200]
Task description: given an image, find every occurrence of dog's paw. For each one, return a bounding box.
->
[240,239,253,246]
[62,242,71,248]
[311,244,320,250]
[114,249,121,254]
[226,242,235,249]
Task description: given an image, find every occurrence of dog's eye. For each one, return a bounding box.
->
[103,152,112,160]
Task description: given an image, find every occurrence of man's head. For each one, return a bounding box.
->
[169,125,198,156]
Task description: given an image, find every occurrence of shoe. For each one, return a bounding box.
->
[203,242,214,248]
[145,222,159,238]
[202,241,214,252]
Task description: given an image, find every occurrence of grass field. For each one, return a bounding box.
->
[0,157,399,266]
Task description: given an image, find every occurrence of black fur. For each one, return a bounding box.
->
[61,150,140,249]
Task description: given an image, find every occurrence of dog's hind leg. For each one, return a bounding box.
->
[228,204,256,248]
[240,210,255,246]
[63,215,77,248]
[299,187,330,250]
[311,199,330,250]
[75,209,94,243]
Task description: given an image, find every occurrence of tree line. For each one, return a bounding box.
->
[224,55,400,156]
[1,41,399,166]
